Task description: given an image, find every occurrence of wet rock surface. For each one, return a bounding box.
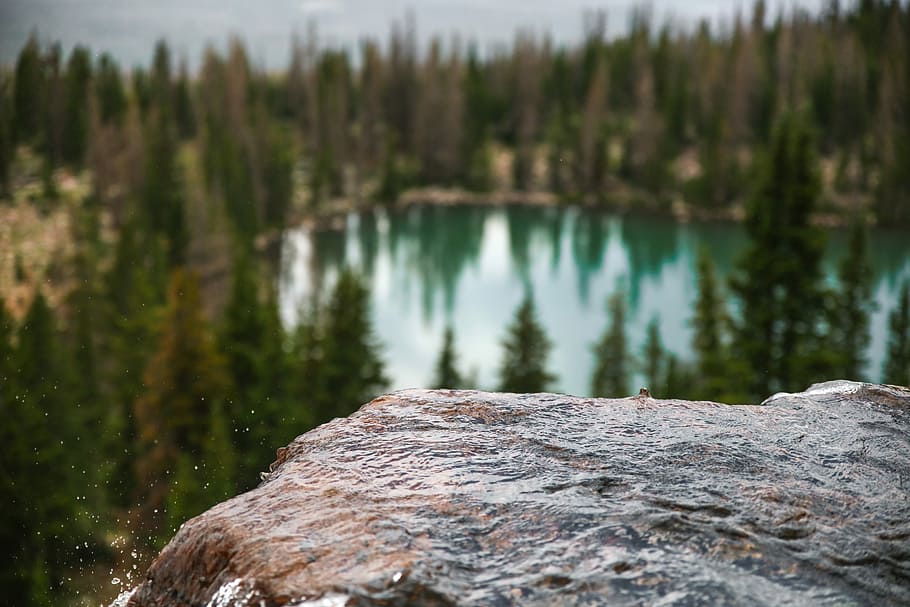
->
[125,381,910,606]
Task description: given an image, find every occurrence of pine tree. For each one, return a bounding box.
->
[499,295,556,393]
[433,326,463,389]
[641,317,665,396]
[220,251,290,489]
[319,268,388,420]
[0,74,13,197]
[13,35,44,145]
[883,281,910,387]
[133,269,234,539]
[730,112,830,398]
[831,222,875,380]
[62,45,92,167]
[94,53,127,125]
[691,250,740,400]
[142,108,188,266]
[7,293,86,603]
[591,291,630,397]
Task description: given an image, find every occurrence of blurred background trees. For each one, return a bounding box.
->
[1,1,909,603]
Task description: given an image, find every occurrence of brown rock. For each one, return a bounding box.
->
[123,382,910,606]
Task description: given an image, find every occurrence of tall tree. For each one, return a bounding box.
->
[62,45,92,166]
[691,250,742,401]
[13,35,44,145]
[591,291,630,397]
[220,251,290,489]
[831,222,875,379]
[319,268,388,420]
[133,269,233,539]
[499,294,556,393]
[5,293,86,604]
[883,280,910,387]
[433,326,463,389]
[731,112,830,398]
[641,317,665,396]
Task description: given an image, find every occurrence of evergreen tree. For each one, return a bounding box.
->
[319,268,388,420]
[94,53,126,125]
[133,269,233,540]
[591,291,630,397]
[62,45,92,166]
[0,74,12,197]
[730,112,830,398]
[433,326,463,389]
[13,35,44,145]
[691,250,743,401]
[498,294,556,393]
[220,251,290,489]
[142,108,188,266]
[831,222,875,379]
[0,297,29,601]
[883,281,910,387]
[6,293,86,603]
[641,317,665,396]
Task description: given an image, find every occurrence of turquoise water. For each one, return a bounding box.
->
[279,204,910,398]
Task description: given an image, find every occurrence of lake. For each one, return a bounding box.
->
[279,204,910,398]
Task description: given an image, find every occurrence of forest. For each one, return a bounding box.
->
[0,0,909,604]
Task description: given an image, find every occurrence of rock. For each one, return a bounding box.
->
[123,381,910,607]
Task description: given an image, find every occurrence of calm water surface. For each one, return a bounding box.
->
[280,205,910,398]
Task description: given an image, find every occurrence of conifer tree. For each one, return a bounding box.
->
[142,108,188,266]
[220,251,290,488]
[691,250,741,400]
[319,268,388,420]
[134,269,233,539]
[8,292,86,603]
[13,35,44,145]
[0,297,29,600]
[641,317,665,396]
[831,222,875,379]
[499,295,556,393]
[62,45,92,166]
[433,326,463,389]
[0,75,12,197]
[94,53,127,125]
[731,113,830,398]
[883,281,910,387]
[591,291,630,397]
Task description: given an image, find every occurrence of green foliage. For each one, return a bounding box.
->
[830,222,875,380]
[134,269,233,539]
[641,317,665,396]
[3,293,88,604]
[883,281,910,387]
[499,294,556,393]
[731,112,831,398]
[318,268,389,420]
[94,53,126,125]
[141,109,188,266]
[62,45,92,167]
[591,291,630,397]
[13,34,44,145]
[433,326,463,389]
[220,251,291,489]
[0,74,12,197]
[690,250,747,402]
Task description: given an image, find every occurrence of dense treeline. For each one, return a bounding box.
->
[1,1,909,219]
[1,2,909,605]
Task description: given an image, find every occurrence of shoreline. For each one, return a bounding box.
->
[284,185,866,235]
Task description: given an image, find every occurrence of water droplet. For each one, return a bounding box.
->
[111,577,121,585]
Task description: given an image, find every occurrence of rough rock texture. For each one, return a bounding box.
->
[124,382,910,606]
